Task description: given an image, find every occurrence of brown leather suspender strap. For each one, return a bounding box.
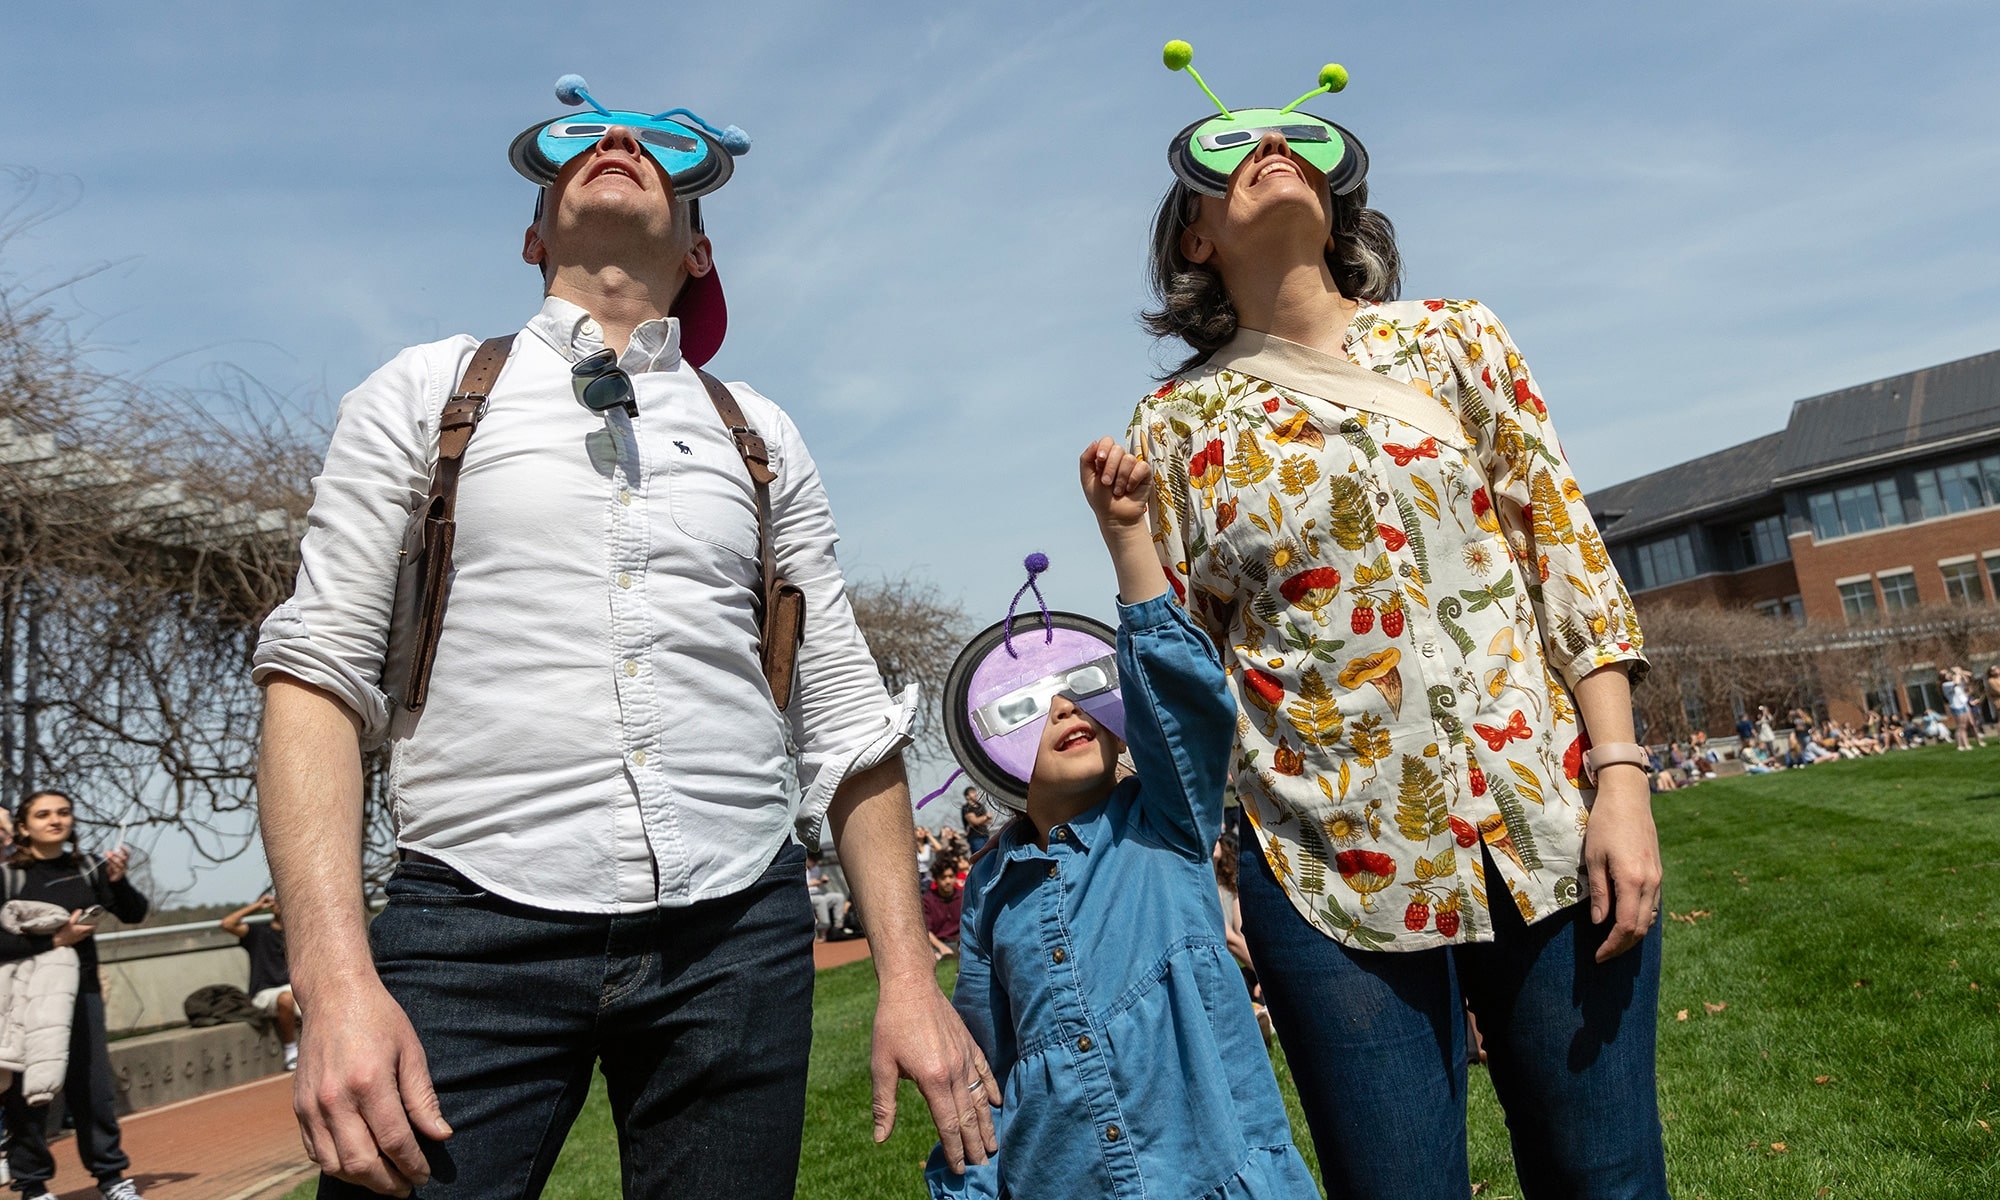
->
[696,368,806,711]
[383,335,516,713]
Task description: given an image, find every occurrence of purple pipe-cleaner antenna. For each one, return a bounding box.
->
[915,767,965,810]
[1002,552,1052,658]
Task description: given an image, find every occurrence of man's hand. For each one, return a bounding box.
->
[294,979,451,1197]
[1582,768,1662,963]
[870,976,999,1172]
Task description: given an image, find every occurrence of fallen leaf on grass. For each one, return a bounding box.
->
[1668,910,1714,925]
[1677,1009,1689,1021]
[1852,979,1871,988]
[1979,1120,1991,1133]
[1704,1001,1728,1014]
[1770,1142,1788,1153]
[1817,1189,1832,1198]
[1814,1075,1833,1085]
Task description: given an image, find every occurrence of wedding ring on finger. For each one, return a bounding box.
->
[967,1078,985,1094]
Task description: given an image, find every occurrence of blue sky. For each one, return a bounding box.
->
[6,2,1998,897]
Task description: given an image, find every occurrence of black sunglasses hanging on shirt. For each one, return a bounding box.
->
[572,348,638,417]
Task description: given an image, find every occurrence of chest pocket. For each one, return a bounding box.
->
[661,420,769,560]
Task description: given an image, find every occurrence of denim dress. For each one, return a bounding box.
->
[926,596,1317,1199]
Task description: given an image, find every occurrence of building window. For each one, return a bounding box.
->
[1808,478,1903,540]
[1751,594,1806,623]
[1914,454,2000,519]
[1987,552,2000,601]
[1941,559,1988,605]
[1877,570,1920,611]
[1906,668,1945,716]
[1631,532,1698,590]
[1734,515,1789,566]
[1838,579,1879,624]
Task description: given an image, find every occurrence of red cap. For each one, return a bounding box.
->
[673,266,727,368]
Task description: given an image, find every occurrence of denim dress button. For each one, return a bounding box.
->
[1051,947,1066,964]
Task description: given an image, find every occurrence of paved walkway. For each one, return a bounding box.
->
[35,941,875,1200]
[41,1074,310,1200]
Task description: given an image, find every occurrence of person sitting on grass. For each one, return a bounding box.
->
[221,893,300,1071]
[926,438,1317,1198]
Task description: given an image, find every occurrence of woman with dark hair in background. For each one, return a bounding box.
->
[0,791,150,1200]
[1128,42,1667,1199]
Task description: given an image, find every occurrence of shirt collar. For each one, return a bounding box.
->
[1211,326,1466,449]
[525,295,684,373]
[975,794,1116,899]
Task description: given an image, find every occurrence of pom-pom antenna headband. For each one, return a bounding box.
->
[921,554,1129,813]
[1162,39,1369,199]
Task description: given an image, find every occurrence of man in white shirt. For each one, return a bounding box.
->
[254,80,996,1198]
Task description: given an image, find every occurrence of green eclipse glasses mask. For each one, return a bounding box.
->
[1161,40,1369,199]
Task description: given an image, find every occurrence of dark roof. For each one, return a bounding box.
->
[1589,431,1787,543]
[1773,348,2000,483]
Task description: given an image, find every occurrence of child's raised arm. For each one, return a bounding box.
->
[1080,437,1233,859]
[1079,437,1166,606]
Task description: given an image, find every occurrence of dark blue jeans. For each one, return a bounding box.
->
[321,842,815,1200]
[1238,817,1668,1200]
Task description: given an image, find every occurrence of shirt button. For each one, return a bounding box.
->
[618,489,632,506]
[617,573,632,589]
[624,660,639,676]
[1053,827,1068,841]
[1047,864,1059,879]
[631,750,647,767]
[1105,1124,1122,1142]
[1422,641,1438,658]
[1051,948,1066,964]
[1076,1034,1092,1052]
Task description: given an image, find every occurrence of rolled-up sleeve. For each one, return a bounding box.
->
[758,401,916,841]
[252,339,469,745]
[1457,304,1647,688]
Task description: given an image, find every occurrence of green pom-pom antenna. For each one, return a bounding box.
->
[1162,38,1230,116]
[1281,61,1351,113]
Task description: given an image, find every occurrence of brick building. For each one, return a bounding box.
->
[1589,347,2000,723]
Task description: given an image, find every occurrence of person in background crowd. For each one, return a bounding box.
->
[960,788,993,856]
[922,859,962,962]
[915,825,937,877]
[0,791,150,1200]
[805,850,849,942]
[1648,747,1679,793]
[1211,829,1273,1040]
[221,893,300,1071]
[1983,665,2000,725]
[1755,705,1777,748]
[1734,712,1757,749]
[1943,668,1982,751]
[1951,667,1989,746]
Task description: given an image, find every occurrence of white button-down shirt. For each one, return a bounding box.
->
[254,297,914,912]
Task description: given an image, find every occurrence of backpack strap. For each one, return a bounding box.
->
[384,335,516,712]
[693,370,805,710]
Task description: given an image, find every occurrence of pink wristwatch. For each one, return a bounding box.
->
[1580,742,1650,786]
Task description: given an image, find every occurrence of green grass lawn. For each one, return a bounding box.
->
[288,742,2000,1198]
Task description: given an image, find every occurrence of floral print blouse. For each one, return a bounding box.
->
[1127,299,1647,951]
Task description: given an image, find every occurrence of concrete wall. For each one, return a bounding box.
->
[98,919,258,1036]
[108,1021,285,1116]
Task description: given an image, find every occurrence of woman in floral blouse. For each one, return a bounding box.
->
[1128,93,1669,1198]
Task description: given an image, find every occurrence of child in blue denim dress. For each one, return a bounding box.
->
[925,437,1316,1198]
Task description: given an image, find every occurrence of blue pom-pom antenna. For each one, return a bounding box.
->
[555,74,589,105]
[1024,552,1050,575]
[718,125,753,155]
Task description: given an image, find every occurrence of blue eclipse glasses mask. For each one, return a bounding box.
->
[508,74,750,200]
